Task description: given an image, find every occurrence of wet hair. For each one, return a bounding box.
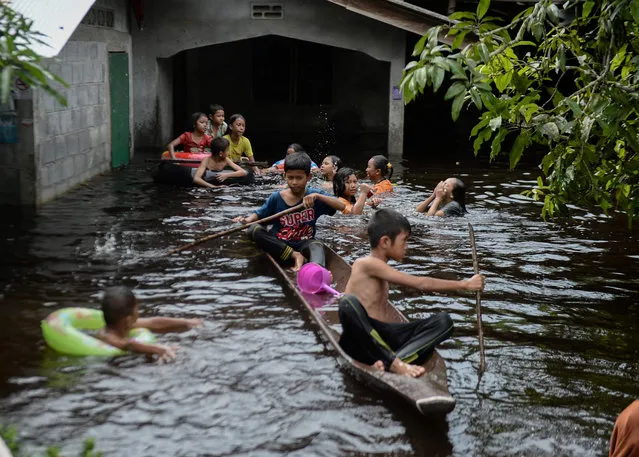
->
[228,114,246,131]
[451,178,467,212]
[370,155,393,180]
[333,167,357,201]
[368,209,411,248]
[287,143,305,153]
[284,152,312,174]
[209,104,224,114]
[211,137,230,157]
[324,155,343,171]
[101,286,137,328]
[192,112,207,127]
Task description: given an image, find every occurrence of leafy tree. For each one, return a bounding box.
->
[0,2,67,105]
[401,0,639,223]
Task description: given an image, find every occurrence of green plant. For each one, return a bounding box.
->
[0,2,68,105]
[401,0,639,224]
[1,424,103,457]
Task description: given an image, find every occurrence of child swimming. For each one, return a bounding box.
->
[332,167,371,215]
[192,137,250,188]
[97,286,202,363]
[268,143,319,174]
[319,155,342,192]
[415,177,467,217]
[365,155,394,195]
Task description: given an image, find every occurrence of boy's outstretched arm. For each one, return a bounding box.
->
[363,257,485,292]
[98,332,178,361]
[135,317,202,333]
[303,193,346,211]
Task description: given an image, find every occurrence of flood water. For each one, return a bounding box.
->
[0,154,637,457]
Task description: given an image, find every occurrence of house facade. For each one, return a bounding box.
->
[1,0,448,207]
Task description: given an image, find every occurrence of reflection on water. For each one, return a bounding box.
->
[0,158,637,457]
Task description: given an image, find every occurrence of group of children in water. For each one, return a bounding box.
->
[109,117,483,378]
[165,105,468,218]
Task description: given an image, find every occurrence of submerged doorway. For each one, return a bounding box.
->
[169,35,389,164]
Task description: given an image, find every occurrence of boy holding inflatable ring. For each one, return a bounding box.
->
[97,286,202,363]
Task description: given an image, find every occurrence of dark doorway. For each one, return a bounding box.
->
[169,36,389,166]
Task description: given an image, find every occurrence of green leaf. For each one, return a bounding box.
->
[1,66,13,104]
[477,0,490,20]
[433,67,445,92]
[582,1,595,19]
[412,35,428,57]
[509,131,530,169]
[451,92,465,121]
[415,66,428,89]
[452,31,468,50]
[630,0,639,24]
[470,88,483,109]
[444,82,466,100]
[449,11,477,21]
[479,43,490,62]
[471,117,490,136]
[489,116,502,131]
[490,128,507,160]
[538,122,560,140]
[611,44,627,72]
[404,60,418,72]
[494,71,513,92]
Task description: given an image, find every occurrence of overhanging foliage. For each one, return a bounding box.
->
[401,0,639,223]
[0,3,67,106]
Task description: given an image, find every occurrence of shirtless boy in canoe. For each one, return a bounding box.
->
[338,209,485,377]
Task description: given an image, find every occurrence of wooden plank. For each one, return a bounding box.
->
[266,245,455,415]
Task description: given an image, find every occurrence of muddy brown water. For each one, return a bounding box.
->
[0,157,637,457]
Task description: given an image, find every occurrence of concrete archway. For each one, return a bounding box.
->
[132,0,406,160]
[166,35,390,164]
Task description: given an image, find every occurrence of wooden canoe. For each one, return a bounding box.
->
[266,245,455,415]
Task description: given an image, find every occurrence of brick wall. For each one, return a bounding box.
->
[33,41,111,205]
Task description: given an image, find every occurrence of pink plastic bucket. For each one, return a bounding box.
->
[297,263,340,296]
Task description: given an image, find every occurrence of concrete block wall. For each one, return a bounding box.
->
[33,41,111,205]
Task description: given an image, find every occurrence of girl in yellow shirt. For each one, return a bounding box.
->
[223,114,260,175]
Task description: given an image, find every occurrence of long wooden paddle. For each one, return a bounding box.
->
[468,223,487,375]
[167,204,305,255]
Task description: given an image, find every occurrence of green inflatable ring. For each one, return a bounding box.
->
[42,307,155,356]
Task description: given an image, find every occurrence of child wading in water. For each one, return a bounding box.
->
[97,286,201,363]
[233,153,345,271]
[206,104,227,138]
[268,143,319,174]
[223,114,260,175]
[192,137,250,188]
[338,209,484,377]
[366,155,394,195]
[416,177,467,217]
[319,155,342,192]
[333,167,371,215]
[167,112,212,160]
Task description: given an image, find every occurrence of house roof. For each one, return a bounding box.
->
[8,0,96,57]
[326,0,453,38]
